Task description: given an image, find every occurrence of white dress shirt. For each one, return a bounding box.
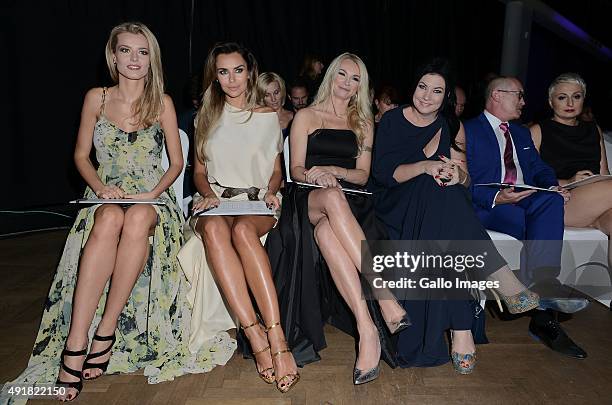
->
[483,109,525,184]
[483,110,525,207]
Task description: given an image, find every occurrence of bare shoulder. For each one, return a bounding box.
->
[253,105,275,113]
[82,87,106,114]
[294,107,319,125]
[162,93,175,105]
[528,122,541,132]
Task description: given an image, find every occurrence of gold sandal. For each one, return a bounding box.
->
[241,320,275,384]
[266,322,300,393]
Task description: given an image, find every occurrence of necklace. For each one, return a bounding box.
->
[331,99,347,119]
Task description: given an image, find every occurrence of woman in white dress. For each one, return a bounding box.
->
[178,42,299,393]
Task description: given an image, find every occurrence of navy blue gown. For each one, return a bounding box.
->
[370,107,506,367]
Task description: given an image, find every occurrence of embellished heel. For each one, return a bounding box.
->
[450,331,476,375]
[491,288,540,314]
[451,352,477,375]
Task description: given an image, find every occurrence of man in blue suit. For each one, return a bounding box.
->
[464,76,587,359]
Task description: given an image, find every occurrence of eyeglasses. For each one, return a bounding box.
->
[496,89,525,100]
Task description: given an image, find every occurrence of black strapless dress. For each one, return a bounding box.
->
[259,128,398,368]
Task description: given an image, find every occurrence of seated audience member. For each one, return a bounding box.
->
[373,84,400,124]
[256,72,294,138]
[288,79,310,112]
[179,42,299,393]
[464,76,589,359]
[265,52,408,385]
[298,53,325,97]
[455,85,466,117]
[530,73,612,268]
[6,22,234,402]
[371,58,538,374]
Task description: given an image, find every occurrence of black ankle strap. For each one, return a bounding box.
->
[63,348,87,356]
[93,333,116,341]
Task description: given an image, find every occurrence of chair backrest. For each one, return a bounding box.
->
[161,128,189,217]
[604,131,612,170]
[283,136,292,183]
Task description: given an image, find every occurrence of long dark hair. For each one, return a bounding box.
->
[409,58,461,151]
[195,42,259,162]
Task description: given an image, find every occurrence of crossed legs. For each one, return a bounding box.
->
[307,187,406,371]
[564,181,612,267]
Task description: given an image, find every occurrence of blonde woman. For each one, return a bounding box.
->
[256,72,294,138]
[265,53,408,385]
[179,42,299,393]
[530,73,612,268]
[4,23,236,402]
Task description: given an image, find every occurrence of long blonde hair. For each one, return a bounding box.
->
[312,53,373,148]
[195,42,259,163]
[104,22,164,127]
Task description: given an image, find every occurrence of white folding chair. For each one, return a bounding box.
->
[283,136,292,183]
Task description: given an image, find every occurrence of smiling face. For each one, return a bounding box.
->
[215,52,249,100]
[264,80,282,110]
[113,32,150,81]
[332,58,361,101]
[549,82,584,121]
[412,73,446,115]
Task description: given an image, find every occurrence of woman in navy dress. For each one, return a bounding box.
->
[370,59,539,373]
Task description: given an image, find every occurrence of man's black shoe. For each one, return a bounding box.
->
[529,311,587,359]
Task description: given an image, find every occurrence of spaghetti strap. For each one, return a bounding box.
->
[100,87,107,116]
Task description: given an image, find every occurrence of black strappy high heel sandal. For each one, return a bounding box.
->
[82,333,116,380]
[56,346,87,402]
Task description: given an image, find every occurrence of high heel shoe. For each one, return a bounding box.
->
[82,332,116,380]
[490,288,540,314]
[450,331,476,375]
[241,320,275,384]
[266,321,300,393]
[451,352,476,375]
[56,345,87,401]
[353,364,380,385]
[385,315,410,335]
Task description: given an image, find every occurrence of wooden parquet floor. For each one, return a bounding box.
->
[1,230,611,404]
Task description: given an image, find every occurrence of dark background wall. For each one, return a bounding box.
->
[1,0,610,209]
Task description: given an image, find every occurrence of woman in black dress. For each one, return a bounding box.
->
[370,59,539,373]
[265,52,408,385]
[530,72,612,268]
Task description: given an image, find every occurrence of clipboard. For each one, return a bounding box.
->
[295,181,373,195]
[194,200,274,216]
[474,183,557,193]
[70,198,166,205]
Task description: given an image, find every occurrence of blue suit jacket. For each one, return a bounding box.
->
[464,112,558,212]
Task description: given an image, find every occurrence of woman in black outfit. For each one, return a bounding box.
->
[530,72,612,267]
